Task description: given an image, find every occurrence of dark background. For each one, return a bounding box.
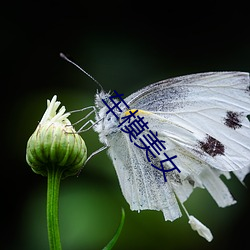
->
[2,1,250,250]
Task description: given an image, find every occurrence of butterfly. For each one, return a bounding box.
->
[87,71,250,241]
[59,52,250,241]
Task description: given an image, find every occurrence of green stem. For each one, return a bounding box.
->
[47,165,63,250]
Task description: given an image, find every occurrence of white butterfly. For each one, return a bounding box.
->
[79,71,250,241]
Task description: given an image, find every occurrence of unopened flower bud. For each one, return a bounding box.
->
[26,95,87,178]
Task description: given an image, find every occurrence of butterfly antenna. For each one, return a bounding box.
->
[60,53,104,91]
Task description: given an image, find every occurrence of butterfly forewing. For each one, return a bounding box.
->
[124,72,250,173]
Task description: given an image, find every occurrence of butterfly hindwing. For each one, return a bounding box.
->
[107,129,182,221]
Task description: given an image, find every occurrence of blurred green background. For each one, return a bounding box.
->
[2,2,250,250]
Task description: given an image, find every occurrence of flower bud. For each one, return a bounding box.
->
[26,95,87,178]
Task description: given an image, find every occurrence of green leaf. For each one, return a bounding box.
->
[102,208,125,250]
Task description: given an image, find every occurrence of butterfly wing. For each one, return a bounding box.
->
[125,72,250,174]
[106,110,237,221]
[97,72,249,222]
[106,129,182,221]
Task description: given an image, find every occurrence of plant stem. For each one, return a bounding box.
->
[47,165,63,250]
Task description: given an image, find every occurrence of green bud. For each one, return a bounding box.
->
[26,95,87,178]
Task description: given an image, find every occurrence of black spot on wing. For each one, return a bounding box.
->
[199,135,225,157]
[186,177,195,187]
[247,115,250,122]
[224,111,243,130]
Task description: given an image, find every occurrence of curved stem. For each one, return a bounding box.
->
[47,166,63,250]
[103,208,125,250]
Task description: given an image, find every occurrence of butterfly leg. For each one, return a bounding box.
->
[69,106,99,132]
[77,119,96,132]
[70,106,96,124]
[77,145,108,176]
[85,145,108,165]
